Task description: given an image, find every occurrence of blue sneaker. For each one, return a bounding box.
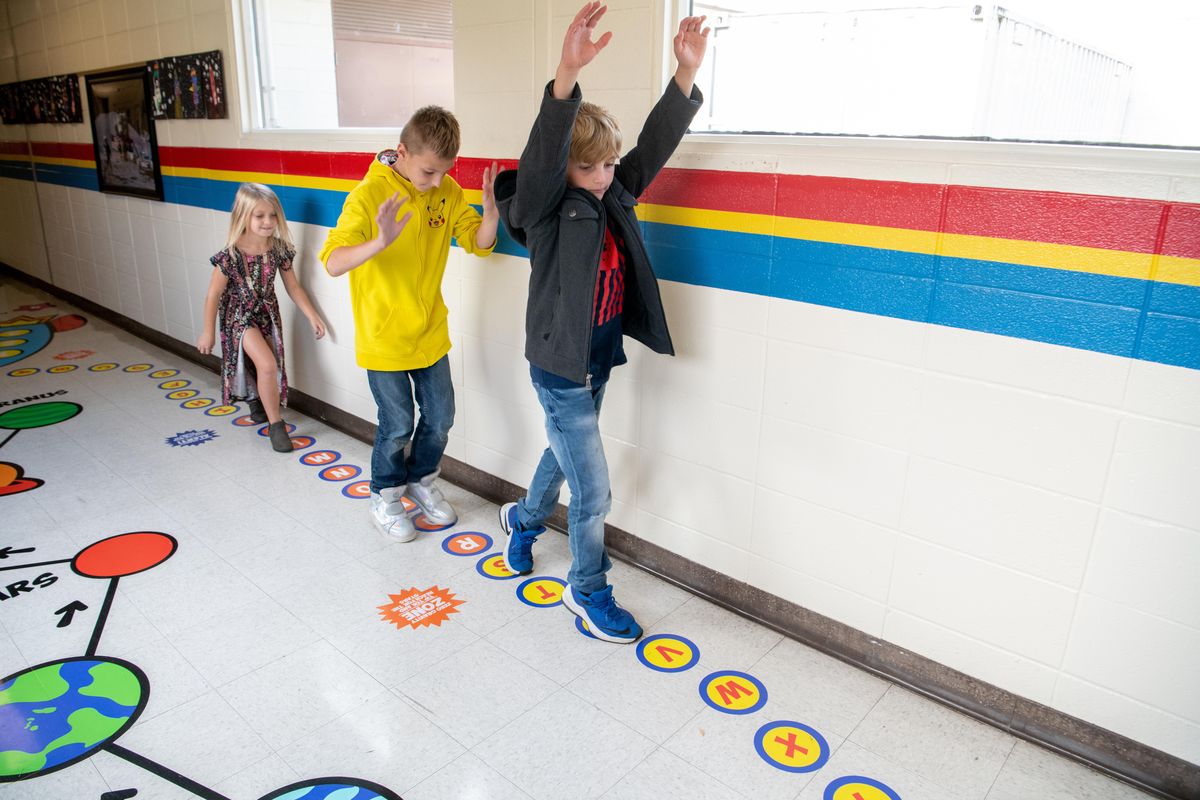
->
[562,584,642,644]
[498,502,542,575]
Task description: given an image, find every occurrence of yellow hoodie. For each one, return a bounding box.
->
[320,155,494,371]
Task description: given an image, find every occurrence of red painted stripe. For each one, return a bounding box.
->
[0,141,28,156]
[280,150,332,177]
[777,174,946,232]
[1162,203,1200,260]
[330,152,372,179]
[944,186,1165,255]
[30,142,93,160]
[641,167,777,215]
[159,146,282,173]
[452,157,519,190]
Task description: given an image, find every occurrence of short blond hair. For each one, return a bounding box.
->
[399,106,461,159]
[225,183,293,250]
[570,102,622,164]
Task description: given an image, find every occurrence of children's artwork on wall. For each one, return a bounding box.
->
[147,50,227,120]
[84,67,164,201]
[0,75,83,124]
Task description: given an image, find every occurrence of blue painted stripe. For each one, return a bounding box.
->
[932,282,1141,358]
[5,166,1197,370]
[1138,313,1200,369]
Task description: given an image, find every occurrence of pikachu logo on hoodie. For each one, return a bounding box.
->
[427,197,447,229]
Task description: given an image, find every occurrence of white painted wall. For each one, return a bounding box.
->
[0,0,1197,768]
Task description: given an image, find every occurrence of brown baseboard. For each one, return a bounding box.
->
[4,263,1195,800]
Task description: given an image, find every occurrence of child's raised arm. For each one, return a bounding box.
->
[197,268,228,355]
[672,15,710,96]
[554,2,612,100]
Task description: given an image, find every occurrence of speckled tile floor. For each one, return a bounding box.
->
[0,278,1156,800]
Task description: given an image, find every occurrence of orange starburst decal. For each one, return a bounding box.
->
[378,586,464,630]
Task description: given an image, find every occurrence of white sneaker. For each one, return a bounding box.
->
[406,471,457,526]
[371,490,416,542]
[377,486,408,516]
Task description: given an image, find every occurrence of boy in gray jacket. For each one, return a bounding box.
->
[495,2,709,643]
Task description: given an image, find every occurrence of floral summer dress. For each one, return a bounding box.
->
[210,244,294,406]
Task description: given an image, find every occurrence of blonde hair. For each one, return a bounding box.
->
[399,106,461,159]
[570,102,622,165]
[225,183,293,250]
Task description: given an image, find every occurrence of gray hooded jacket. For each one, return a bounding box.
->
[496,79,703,384]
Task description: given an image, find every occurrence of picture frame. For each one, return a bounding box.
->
[84,67,163,201]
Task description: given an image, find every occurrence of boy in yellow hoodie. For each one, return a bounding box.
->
[321,106,498,542]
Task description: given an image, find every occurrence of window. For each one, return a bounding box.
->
[242,0,453,129]
[689,0,1199,148]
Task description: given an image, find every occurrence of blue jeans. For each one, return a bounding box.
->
[516,377,612,594]
[367,356,454,493]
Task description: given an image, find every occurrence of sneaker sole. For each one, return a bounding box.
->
[371,508,417,543]
[499,502,533,575]
[562,586,641,644]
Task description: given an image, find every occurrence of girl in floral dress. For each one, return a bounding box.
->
[197,183,326,452]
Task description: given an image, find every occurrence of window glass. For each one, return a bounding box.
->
[244,0,453,129]
[689,0,1199,147]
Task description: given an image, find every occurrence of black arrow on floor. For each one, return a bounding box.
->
[101,790,138,800]
[55,601,88,628]
[0,546,35,559]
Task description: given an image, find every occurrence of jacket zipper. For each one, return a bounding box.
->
[581,193,605,388]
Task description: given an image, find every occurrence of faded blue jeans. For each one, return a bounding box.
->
[367,356,454,493]
[515,375,613,595]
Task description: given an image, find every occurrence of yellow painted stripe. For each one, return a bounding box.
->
[1153,254,1200,287]
[640,203,776,237]
[34,156,94,170]
[940,232,1158,282]
[161,165,359,192]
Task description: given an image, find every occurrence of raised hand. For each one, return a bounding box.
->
[673,15,710,73]
[481,161,499,220]
[561,2,612,72]
[375,192,413,249]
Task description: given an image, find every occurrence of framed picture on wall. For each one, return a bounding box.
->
[84,67,164,201]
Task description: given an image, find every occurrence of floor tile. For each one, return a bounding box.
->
[169,594,322,687]
[487,597,620,685]
[985,740,1154,800]
[405,752,535,800]
[399,638,559,747]
[750,637,890,739]
[475,688,657,800]
[848,686,1017,799]
[278,690,466,793]
[599,747,745,800]
[217,639,389,748]
[567,641,706,744]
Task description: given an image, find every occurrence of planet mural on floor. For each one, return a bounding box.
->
[0,657,148,781]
